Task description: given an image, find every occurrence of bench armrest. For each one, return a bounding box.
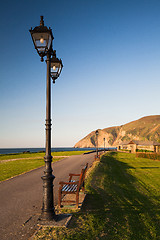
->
[69,173,80,177]
[68,173,80,182]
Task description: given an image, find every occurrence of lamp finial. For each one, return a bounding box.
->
[40,16,44,26]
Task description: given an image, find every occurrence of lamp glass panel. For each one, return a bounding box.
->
[32,32,52,51]
[50,62,61,68]
[51,67,58,76]
[51,62,61,76]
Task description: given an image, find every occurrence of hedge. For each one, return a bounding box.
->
[136,152,160,160]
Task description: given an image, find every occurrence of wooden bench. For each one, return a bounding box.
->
[58,163,88,208]
[94,154,101,160]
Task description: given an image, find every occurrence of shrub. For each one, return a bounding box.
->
[136,149,153,153]
[120,149,131,152]
[136,152,160,160]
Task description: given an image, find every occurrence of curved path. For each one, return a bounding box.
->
[0,152,95,240]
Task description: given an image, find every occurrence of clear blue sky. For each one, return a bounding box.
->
[0,0,160,148]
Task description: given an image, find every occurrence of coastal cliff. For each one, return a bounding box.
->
[74,115,160,148]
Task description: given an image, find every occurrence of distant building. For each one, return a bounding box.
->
[118,140,160,153]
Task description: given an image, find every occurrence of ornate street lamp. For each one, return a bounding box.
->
[95,130,99,158]
[29,16,63,221]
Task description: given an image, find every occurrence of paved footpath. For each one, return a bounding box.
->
[0,152,95,240]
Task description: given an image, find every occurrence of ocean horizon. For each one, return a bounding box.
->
[0,147,116,155]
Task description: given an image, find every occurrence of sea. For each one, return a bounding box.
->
[0,147,115,155]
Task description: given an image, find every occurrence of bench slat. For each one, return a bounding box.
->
[62,184,77,192]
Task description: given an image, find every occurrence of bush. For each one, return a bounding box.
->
[136,152,160,160]
[136,149,153,153]
[120,149,131,152]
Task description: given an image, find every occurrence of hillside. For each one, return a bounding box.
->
[74,115,160,148]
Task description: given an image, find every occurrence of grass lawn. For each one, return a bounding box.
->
[0,150,90,161]
[0,151,89,181]
[0,158,62,182]
[34,152,160,240]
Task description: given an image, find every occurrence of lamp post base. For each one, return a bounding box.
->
[41,173,56,221]
[39,209,58,222]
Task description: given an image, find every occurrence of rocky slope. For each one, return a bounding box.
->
[74,115,160,148]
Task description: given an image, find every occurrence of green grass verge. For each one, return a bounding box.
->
[0,151,89,161]
[0,152,44,161]
[0,157,62,181]
[34,152,160,240]
[52,151,90,156]
[0,151,90,181]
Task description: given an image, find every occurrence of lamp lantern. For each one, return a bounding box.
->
[29,16,54,61]
[50,51,63,83]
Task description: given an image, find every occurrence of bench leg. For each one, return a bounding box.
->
[82,182,85,192]
[76,192,79,208]
[58,189,62,208]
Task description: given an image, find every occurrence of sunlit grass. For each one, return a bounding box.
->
[0,158,61,181]
[52,151,90,157]
[0,151,90,161]
[34,152,160,240]
[0,152,45,160]
[0,150,90,181]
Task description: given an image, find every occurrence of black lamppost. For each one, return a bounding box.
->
[104,138,105,153]
[95,130,99,158]
[29,16,63,221]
